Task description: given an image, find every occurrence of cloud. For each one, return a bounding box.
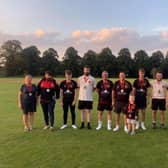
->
[0,27,167,58]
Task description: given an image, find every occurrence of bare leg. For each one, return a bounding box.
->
[29,112,34,130]
[160,110,165,125]
[23,114,28,130]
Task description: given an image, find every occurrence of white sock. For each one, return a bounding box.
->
[98,121,102,126]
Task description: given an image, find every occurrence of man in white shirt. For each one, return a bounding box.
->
[78,66,96,129]
[150,71,168,129]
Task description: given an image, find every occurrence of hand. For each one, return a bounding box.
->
[72,101,76,106]
[60,101,63,107]
[112,101,115,107]
[18,103,22,109]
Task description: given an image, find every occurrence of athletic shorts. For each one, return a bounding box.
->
[135,97,147,109]
[78,100,93,110]
[114,101,128,114]
[127,119,136,124]
[21,101,36,114]
[97,103,112,111]
[152,99,166,111]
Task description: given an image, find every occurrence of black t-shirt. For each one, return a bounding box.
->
[60,80,78,102]
[37,78,60,102]
[20,84,37,103]
[126,103,138,119]
[133,78,150,99]
[113,80,132,102]
[96,80,113,105]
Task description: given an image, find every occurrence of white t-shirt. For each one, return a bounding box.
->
[78,75,96,101]
[150,80,168,99]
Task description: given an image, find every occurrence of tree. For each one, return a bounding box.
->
[63,47,82,76]
[41,48,60,75]
[97,47,117,77]
[0,40,23,76]
[22,46,41,75]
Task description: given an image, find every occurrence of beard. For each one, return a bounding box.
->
[84,72,89,76]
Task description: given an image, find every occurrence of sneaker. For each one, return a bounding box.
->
[152,122,157,129]
[113,125,120,132]
[24,127,29,132]
[130,131,135,135]
[87,123,92,129]
[124,125,129,133]
[50,127,54,131]
[160,124,166,129]
[60,124,68,130]
[107,125,112,131]
[43,125,50,130]
[72,125,77,129]
[80,122,85,129]
[29,126,33,131]
[135,121,139,130]
[141,122,147,130]
[96,125,102,130]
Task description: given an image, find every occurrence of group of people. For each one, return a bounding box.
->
[18,66,168,135]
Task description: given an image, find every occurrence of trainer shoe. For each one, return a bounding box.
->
[43,125,50,130]
[60,125,68,130]
[29,126,33,131]
[107,125,112,131]
[135,121,140,130]
[124,125,129,133]
[80,122,85,129]
[24,127,29,132]
[130,131,136,135]
[96,125,102,130]
[72,125,77,129]
[152,122,157,129]
[113,125,120,132]
[160,123,166,129]
[141,122,147,130]
[87,123,92,129]
[50,127,54,131]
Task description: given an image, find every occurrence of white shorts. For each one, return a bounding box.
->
[127,119,136,124]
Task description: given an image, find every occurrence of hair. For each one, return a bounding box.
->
[45,70,53,76]
[138,68,145,73]
[102,71,108,75]
[156,70,163,74]
[25,74,32,79]
[83,65,90,69]
[65,70,72,75]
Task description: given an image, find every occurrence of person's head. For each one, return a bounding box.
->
[24,74,32,85]
[65,70,72,80]
[44,71,53,79]
[129,95,135,104]
[156,71,163,81]
[138,68,145,79]
[102,71,109,80]
[119,72,125,81]
[83,65,90,76]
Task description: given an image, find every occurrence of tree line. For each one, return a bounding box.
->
[0,40,168,78]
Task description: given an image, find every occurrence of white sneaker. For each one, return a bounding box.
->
[124,125,129,133]
[43,125,50,130]
[60,124,68,130]
[50,127,54,131]
[96,125,102,130]
[72,125,77,129]
[24,127,29,132]
[29,126,33,131]
[131,131,135,135]
[113,125,120,132]
[135,121,139,130]
[141,122,147,130]
[107,125,112,131]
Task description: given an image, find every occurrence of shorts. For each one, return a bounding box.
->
[152,99,166,111]
[127,119,136,124]
[78,100,93,110]
[114,101,128,114]
[97,103,112,111]
[21,101,36,114]
[135,97,147,109]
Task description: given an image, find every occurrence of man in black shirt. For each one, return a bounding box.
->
[60,70,78,129]
[37,71,59,131]
[133,68,150,130]
[96,71,113,130]
[112,72,132,132]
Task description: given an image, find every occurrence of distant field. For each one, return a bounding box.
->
[0,77,168,168]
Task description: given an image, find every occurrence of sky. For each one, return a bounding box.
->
[0,0,168,57]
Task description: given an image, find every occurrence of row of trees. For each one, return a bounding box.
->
[0,40,168,78]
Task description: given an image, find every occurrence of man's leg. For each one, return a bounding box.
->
[107,111,112,130]
[160,110,165,128]
[113,113,120,132]
[48,101,55,129]
[152,110,157,129]
[80,110,85,129]
[86,109,92,129]
[141,109,147,130]
[96,111,103,130]
[41,103,49,128]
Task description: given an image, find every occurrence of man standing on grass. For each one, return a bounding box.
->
[96,71,113,131]
[78,66,96,129]
[150,71,168,129]
[133,68,150,130]
[60,70,78,130]
[112,72,132,133]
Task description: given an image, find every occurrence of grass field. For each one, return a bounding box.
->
[0,77,168,168]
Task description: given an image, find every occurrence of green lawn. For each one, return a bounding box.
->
[0,78,168,168]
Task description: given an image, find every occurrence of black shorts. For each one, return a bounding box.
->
[21,101,36,114]
[78,100,93,110]
[114,101,128,114]
[97,103,112,111]
[135,97,147,109]
[152,99,166,111]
